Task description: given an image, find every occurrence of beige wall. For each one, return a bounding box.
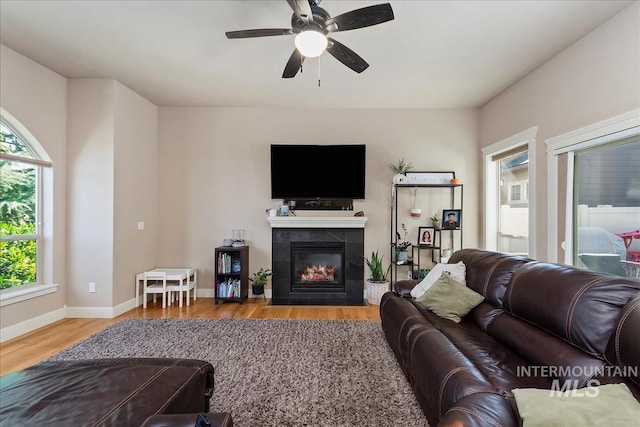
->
[0,45,67,327]
[479,2,640,261]
[66,79,159,309]
[67,79,116,307]
[113,82,158,305]
[157,107,479,292]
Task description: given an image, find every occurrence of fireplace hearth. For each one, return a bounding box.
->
[270,222,365,305]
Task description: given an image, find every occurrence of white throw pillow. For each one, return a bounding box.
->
[410,261,466,299]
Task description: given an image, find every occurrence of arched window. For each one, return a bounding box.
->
[0,119,51,289]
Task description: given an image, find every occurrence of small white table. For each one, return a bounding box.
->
[135,268,196,308]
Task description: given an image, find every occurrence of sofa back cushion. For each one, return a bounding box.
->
[449,249,531,308]
[504,261,640,357]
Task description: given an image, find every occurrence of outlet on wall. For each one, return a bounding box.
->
[89,282,96,293]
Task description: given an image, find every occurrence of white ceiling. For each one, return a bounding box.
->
[0,0,632,109]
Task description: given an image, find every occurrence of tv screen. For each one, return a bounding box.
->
[271,144,366,199]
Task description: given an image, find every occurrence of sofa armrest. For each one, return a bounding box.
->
[394,279,419,297]
[141,412,233,427]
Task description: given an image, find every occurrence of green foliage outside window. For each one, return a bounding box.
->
[1,223,36,289]
[1,128,38,288]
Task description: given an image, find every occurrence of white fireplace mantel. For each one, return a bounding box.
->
[267,216,368,228]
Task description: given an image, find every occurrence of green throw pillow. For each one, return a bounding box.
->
[512,383,640,427]
[415,273,484,322]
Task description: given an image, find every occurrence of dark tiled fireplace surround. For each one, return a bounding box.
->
[271,227,365,305]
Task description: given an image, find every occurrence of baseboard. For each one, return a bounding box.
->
[0,307,66,343]
[197,288,215,298]
[66,298,138,318]
[1,289,273,343]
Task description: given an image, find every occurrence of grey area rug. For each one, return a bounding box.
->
[48,318,428,427]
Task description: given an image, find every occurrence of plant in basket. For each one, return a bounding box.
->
[249,267,272,296]
[363,250,391,305]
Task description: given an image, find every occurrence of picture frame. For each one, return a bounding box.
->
[405,171,456,185]
[418,226,435,246]
[442,209,461,230]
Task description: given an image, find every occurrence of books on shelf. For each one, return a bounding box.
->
[216,278,241,299]
[217,253,236,274]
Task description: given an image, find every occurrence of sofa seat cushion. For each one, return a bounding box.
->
[488,311,609,387]
[407,325,502,426]
[431,316,550,392]
[408,303,550,393]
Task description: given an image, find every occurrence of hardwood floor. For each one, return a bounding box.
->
[0,298,381,376]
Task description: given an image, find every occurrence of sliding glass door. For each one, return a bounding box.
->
[573,137,640,277]
[546,111,639,278]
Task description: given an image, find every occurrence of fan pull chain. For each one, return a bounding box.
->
[318,56,321,87]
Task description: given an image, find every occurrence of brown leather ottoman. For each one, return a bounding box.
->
[0,358,214,426]
[141,412,233,427]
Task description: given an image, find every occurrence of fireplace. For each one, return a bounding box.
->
[269,218,366,305]
[291,242,345,293]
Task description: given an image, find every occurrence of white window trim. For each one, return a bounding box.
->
[0,284,58,307]
[545,109,640,264]
[482,126,537,257]
[1,107,53,294]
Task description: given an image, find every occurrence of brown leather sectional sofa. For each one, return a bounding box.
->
[380,248,640,427]
[0,358,233,427]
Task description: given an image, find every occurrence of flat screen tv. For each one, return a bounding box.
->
[271,144,366,200]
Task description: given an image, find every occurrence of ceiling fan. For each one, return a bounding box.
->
[225,0,394,78]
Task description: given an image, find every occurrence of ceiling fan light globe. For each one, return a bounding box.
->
[294,31,327,57]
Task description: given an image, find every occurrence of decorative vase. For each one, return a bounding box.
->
[433,221,441,230]
[396,250,409,264]
[392,173,407,184]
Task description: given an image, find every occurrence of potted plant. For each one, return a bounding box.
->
[363,250,391,305]
[430,212,441,230]
[389,158,413,184]
[249,267,272,297]
[391,223,412,264]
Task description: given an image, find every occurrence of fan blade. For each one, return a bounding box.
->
[326,3,394,32]
[287,0,313,24]
[226,28,293,39]
[282,49,305,78]
[326,37,369,73]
